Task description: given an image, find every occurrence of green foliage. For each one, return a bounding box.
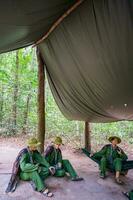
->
[0,48,38,134]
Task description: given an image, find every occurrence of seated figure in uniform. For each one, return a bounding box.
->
[91,136,128,184]
[6,137,55,197]
[44,136,84,181]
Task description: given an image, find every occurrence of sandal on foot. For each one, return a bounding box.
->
[42,188,53,197]
[122,192,130,199]
[71,176,84,181]
[115,178,123,185]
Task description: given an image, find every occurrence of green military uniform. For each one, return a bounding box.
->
[93,144,128,176]
[129,191,133,200]
[20,149,50,192]
[44,145,78,179]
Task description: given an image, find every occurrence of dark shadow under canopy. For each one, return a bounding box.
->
[0,0,76,53]
[0,0,133,122]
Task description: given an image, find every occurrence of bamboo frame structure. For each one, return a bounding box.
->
[33,0,84,47]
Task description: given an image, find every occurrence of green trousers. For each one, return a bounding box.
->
[54,159,77,178]
[129,191,133,200]
[20,167,49,192]
[100,157,122,174]
[20,160,77,191]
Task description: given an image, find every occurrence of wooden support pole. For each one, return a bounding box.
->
[84,121,91,151]
[36,48,45,153]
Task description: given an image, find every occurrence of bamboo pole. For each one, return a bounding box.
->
[36,48,45,153]
[33,0,84,47]
[84,121,91,151]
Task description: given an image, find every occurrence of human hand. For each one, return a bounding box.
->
[49,166,55,175]
[55,162,62,170]
[90,151,94,157]
[57,162,62,169]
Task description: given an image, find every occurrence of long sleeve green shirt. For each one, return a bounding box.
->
[20,149,50,173]
[44,145,62,166]
[93,144,128,162]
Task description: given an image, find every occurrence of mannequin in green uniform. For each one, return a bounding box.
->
[92,136,128,184]
[44,137,83,181]
[19,137,55,197]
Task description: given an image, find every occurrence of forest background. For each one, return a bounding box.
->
[0,47,133,151]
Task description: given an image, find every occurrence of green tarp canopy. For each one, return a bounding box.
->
[0,0,133,122]
[0,0,76,53]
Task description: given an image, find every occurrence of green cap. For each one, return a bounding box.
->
[54,137,63,145]
[27,137,41,147]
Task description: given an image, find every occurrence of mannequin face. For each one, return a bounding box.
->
[29,146,37,151]
[111,138,119,146]
[54,144,61,149]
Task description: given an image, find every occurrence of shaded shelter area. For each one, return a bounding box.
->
[0,0,133,199]
[0,140,133,200]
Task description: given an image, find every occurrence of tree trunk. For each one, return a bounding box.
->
[36,48,45,153]
[84,121,91,151]
[76,121,79,135]
[22,91,31,134]
[0,84,4,126]
[12,50,19,134]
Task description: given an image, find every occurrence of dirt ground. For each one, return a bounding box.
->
[0,136,133,200]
